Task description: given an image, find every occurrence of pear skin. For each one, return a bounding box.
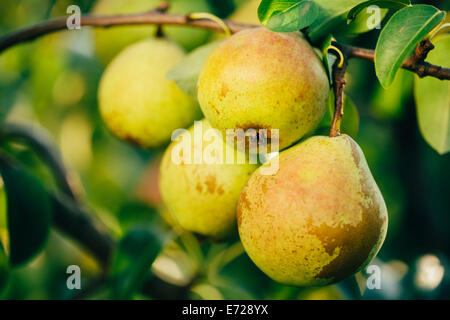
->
[198,27,330,151]
[98,38,201,148]
[159,119,258,239]
[237,135,388,286]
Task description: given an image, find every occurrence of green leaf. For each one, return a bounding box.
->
[345,7,388,34]
[308,0,367,42]
[258,0,319,33]
[111,228,166,299]
[319,92,360,138]
[166,40,222,98]
[414,34,450,154]
[347,0,410,23]
[0,159,52,266]
[375,5,445,88]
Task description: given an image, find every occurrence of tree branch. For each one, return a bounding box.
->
[0,12,252,54]
[336,42,450,80]
[0,11,448,80]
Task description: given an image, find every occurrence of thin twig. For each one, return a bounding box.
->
[336,42,450,80]
[0,12,252,54]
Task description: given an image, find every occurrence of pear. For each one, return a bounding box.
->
[159,119,258,238]
[98,38,201,148]
[197,27,330,151]
[92,0,214,65]
[237,135,388,286]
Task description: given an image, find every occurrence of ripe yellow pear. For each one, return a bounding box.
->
[159,119,258,238]
[237,135,388,286]
[197,27,330,151]
[98,38,201,148]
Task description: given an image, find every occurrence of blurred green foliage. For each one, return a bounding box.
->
[0,0,449,300]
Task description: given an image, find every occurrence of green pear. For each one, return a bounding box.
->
[92,0,214,65]
[237,135,388,286]
[159,119,258,238]
[98,38,201,148]
[197,27,330,151]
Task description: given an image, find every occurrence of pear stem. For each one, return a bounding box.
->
[329,57,348,138]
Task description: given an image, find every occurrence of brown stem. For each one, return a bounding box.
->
[336,42,450,80]
[412,39,434,62]
[0,12,252,54]
[329,59,348,138]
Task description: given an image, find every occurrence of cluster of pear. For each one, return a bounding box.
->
[97,1,388,286]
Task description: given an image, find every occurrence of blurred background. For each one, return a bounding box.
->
[0,0,449,300]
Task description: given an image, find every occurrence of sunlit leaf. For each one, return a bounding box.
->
[308,0,367,42]
[414,34,450,154]
[347,0,410,23]
[258,0,319,32]
[166,40,222,98]
[375,5,445,88]
[345,6,388,34]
